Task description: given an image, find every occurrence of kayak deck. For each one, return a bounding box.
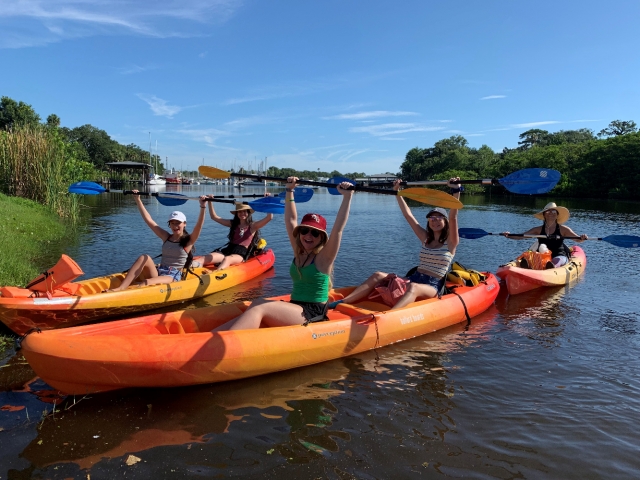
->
[20,273,500,394]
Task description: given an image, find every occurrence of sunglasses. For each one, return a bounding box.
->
[298,226,322,238]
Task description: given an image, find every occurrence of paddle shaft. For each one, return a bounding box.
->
[121,191,266,201]
[220,172,403,194]
[486,233,595,241]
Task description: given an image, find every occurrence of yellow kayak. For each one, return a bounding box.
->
[0,249,275,335]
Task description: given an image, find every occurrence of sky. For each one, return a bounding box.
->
[1,0,639,175]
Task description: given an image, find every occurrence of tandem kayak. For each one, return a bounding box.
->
[496,246,586,295]
[0,250,275,335]
[20,273,499,394]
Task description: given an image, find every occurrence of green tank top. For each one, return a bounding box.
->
[289,259,330,303]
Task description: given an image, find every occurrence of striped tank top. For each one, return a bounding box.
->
[418,242,454,279]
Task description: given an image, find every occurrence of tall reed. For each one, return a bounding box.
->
[0,127,93,219]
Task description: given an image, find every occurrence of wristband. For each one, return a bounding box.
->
[288,199,295,202]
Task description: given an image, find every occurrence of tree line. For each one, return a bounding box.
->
[399,120,640,199]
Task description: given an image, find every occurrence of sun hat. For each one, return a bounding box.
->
[168,211,187,223]
[230,202,255,215]
[426,207,448,219]
[293,213,328,237]
[534,202,569,224]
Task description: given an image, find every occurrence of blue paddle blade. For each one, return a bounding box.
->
[603,235,640,248]
[327,176,355,195]
[68,181,106,194]
[155,193,189,207]
[458,228,490,239]
[276,187,314,202]
[499,168,561,194]
[248,200,285,214]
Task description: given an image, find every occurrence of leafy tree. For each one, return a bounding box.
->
[517,129,550,149]
[0,96,41,131]
[598,120,638,138]
[46,114,61,128]
[61,124,118,169]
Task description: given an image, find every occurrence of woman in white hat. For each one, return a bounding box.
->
[502,202,588,268]
[329,177,462,309]
[109,191,207,291]
[194,200,274,270]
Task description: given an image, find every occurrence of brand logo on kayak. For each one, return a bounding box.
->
[159,285,182,294]
[400,313,424,325]
[485,283,496,292]
[312,329,345,339]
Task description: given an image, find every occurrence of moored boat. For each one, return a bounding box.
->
[19,273,499,394]
[496,246,586,295]
[0,250,275,335]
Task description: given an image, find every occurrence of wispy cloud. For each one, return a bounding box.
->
[510,121,560,128]
[480,95,506,100]
[177,127,237,150]
[0,0,243,48]
[137,94,183,118]
[119,64,158,75]
[350,123,445,137]
[323,111,419,120]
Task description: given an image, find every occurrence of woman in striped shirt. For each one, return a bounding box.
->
[330,177,461,309]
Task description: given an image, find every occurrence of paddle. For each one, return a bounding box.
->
[68,182,286,214]
[378,168,561,195]
[198,166,463,209]
[458,228,640,248]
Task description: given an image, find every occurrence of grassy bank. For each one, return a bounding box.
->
[0,193,67,287]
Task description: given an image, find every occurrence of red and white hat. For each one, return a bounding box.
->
[293,213,327,236]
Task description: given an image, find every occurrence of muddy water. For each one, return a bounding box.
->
[1,186,639,479]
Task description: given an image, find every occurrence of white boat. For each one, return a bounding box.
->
[148,173,166,185]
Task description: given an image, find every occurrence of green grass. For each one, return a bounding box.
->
[0,192,68,287]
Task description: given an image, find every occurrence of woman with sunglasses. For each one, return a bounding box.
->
[214,176,354,330]
[108,191,207,291]
[501,202,588,268]
[329,177,462,309]
[193,200,273,271]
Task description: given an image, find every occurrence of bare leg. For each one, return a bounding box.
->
[391,282,437,310]
[214,299,306,331]
[339,271,388,304]
[194,252,226,267]
[214,254,244,271]
[109,255,157,292]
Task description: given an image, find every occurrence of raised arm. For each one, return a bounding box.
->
[284,177,299,250]
[185,196,207,250]
[207,196,232,227]
[316,182,354,272]
[395,180,427,244]
[447,177,461,254]
[251,213,274,233]
[133,191,167,240]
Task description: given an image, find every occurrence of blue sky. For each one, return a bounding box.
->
[1,1,639,175]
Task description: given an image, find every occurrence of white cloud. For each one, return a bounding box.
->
[480,95,506,100]
[177,127,236,150]
[323,111,419,120]
[137,94,183,118]
[119,64,157,75]
[0,0,243,48]
[510,121,560,128]
[350,123,445,137]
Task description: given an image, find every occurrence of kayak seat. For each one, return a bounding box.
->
[157,317,200,335]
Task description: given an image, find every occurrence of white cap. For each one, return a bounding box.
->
[168,211,186,223]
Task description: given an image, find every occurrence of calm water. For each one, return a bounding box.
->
[1,185,640,479]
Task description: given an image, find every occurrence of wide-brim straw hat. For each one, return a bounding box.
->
[533,202,569,224]
[230,203,254,215]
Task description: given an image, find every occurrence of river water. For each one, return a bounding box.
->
[1,185,640,479]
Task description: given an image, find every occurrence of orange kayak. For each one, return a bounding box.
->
[496,246,586,295]
[20,273,499,394]
[0,250,275,335]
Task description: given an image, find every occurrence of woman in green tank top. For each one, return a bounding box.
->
[214,176,354,330]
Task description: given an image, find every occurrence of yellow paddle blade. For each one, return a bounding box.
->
[399,188,464,209]
[199,165,232,179]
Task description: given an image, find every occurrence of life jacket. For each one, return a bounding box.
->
[516,250,553,270]
[446,261,487,287]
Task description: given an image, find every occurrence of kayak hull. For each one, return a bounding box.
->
[21,273,500,394]
[496,246,586,295]
[0,250,275,335]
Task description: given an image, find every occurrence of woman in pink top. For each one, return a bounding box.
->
[194,201,273,271]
